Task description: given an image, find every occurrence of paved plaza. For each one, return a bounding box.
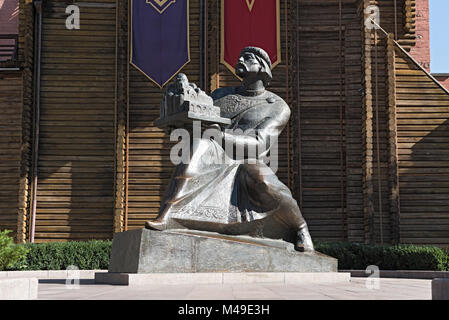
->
[37,277,431,300]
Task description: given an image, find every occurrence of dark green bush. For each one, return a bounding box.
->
[315,241,449,271]
[11,240,112,270]
[4,238,449,271]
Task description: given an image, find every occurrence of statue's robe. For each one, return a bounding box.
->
[154,87,305,243]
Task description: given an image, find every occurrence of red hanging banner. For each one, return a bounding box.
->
[221,0,281,76]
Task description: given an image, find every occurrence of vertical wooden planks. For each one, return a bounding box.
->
[386,34,401,244]
[345,5,365,243]
[125,0,201,229]
[296,1,362,242]
[361,0,400,244]
[35,0,117,241]
[395,45,449,246]
[371,34,391,244]
[0,71,22,240]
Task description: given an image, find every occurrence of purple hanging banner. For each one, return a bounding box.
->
[131,0,190,88]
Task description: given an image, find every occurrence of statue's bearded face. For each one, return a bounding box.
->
[235,52,262,78]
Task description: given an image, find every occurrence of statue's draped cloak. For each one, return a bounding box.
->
[157,88,300,238]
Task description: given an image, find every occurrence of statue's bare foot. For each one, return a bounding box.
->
[295,224,314,252]
[145,219,168,231]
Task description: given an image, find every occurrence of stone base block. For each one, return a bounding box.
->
[0,278,38,300]
[95,272,350,286]
[107,228,337,273]
[0,270,105,280]
[343,270,449,280]
[432,278,449,300]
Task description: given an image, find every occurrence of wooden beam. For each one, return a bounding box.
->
[17,0,35,243]
[113,0,127,233]
[386,34,401,244]
[362,0,376,244]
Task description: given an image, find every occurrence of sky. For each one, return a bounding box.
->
[430,0,449,73]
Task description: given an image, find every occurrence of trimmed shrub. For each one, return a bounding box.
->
[4,239,449,271]
[315,241,449,271]
[12,240,112,271]
[0,230,29,271]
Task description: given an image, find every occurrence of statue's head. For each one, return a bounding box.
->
[175,73,189,84]
[174,73,189,92]
[235,46,272,86]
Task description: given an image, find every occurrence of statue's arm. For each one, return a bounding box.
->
[222,103,291,160]
[211,87,236,101]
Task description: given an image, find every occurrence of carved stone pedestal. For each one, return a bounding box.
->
[95,229,347,286]
[104,229,337,273]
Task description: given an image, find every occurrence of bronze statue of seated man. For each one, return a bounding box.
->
[146,46,314,252]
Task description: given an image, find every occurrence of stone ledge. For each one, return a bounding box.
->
[0,278,38,300]
[432,278,449,300]
[95,272,351,286]
[341,270,449,280]
[0,270,106,279]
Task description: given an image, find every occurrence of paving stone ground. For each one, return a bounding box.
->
[37,278,431,300]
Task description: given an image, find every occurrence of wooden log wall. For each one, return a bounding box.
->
[362,0,414,244]
[125,0,201,230]
[386,35,400,244]
[344,3,366,243]
[361,0,449,246]
[0,0,33,242]
[33,0,117,242]
[366,33,392,244]
[0,71,23,240]
[394,45,449,246]
[296,1,364,242]
[403,0,415,37]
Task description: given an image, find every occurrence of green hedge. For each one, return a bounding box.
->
[0,230,29,271]
[315,241,449,271]
[10,240,112,271]
[3,239,449,271]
